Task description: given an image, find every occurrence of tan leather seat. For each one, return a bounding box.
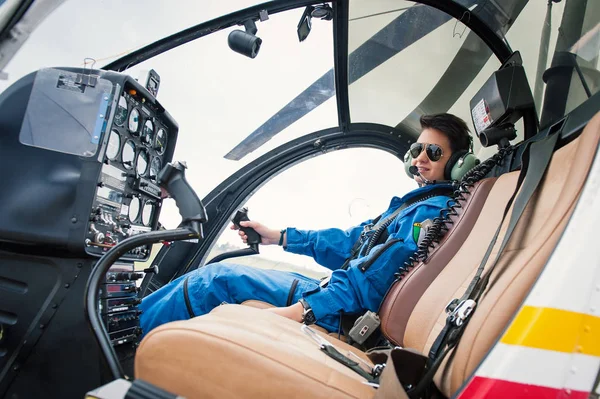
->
[422,115,600,396]
[135,304,375,399]
[134,112,600,398]
[240,299,276,309]
[379,177,496,346]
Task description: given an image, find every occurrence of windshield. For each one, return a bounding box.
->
[348,0,502,137]
[122,6,337,196]
[1,0,599,225]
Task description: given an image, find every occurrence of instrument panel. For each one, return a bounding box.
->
[86,83,176,261]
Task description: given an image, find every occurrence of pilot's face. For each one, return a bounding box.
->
[411,128,453,184]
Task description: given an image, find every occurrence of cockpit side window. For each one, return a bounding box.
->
[203,148,415,276]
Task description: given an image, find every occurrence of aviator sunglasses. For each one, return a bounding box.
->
[409,142,444,162]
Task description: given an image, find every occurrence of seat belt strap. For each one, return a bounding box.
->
[426,152,529,361]
[413,130,559,398]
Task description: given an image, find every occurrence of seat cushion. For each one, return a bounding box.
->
[240,299,344,340]
[135,305,377,399]
[241,299,276,309]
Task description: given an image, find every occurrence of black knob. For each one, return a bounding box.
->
[130,272,144,280]
[143,265,159,274]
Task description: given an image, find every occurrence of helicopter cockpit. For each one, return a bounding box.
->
[0,1,599,398]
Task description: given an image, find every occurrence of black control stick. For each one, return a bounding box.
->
[231,207,261,252]
[157,161,207,235]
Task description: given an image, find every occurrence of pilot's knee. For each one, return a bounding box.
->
[194,263,241,287]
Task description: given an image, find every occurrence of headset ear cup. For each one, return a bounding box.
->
[450,152,480,181]
[404,150,414,179]
[444,150,466,180]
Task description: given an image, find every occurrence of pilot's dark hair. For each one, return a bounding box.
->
[419,113,471,153]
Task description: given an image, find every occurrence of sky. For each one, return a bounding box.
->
[0,0,575,272]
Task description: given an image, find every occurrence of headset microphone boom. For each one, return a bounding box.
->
[409,165,435,185]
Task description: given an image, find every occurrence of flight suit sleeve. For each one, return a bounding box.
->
[284,220,372,271]
[301,201,445,320]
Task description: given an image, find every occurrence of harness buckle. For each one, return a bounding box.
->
[445,298,460,314]
[447,299,476,327]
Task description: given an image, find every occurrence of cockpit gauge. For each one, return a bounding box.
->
[155,128,167,155]
[136,149,149,176]
[122,140,136,169]
[128,108,140,135]
[106,130,121,160]
[141,120,154,147]
[114,96,128,127]
[141,201,154,226]
[129,197,140,223]
[149,157,162,181]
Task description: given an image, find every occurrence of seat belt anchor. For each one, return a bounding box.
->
[447,299,476,327]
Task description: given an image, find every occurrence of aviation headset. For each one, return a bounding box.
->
[403,136,479,181]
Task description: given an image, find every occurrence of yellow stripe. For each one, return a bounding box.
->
[501,306,600,356]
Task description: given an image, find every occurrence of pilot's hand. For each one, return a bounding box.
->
[230,220,284,246]
[264,303,303,323]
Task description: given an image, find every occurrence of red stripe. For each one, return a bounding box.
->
[457,377,590,399]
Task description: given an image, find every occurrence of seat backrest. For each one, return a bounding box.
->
[380,178,497,346]
[402,111,600,397]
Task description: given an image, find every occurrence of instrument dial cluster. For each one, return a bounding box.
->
[111,92,170,181]
[87,84,174,261]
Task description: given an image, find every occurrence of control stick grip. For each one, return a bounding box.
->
[232,208,261,249]
[157,161,207,235]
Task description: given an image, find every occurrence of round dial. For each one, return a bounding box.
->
[136,149,149,176]
[129,197,140,223]
[106,130,121,160]
[128,108,140,135]
[141,120,154,147]
[114,96,128,126]
[150,157,162,181]
[142,202,154,226]
[155,128,167,155]
[122,140,135,169]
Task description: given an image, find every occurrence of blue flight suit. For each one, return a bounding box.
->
[139,184,452,336]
